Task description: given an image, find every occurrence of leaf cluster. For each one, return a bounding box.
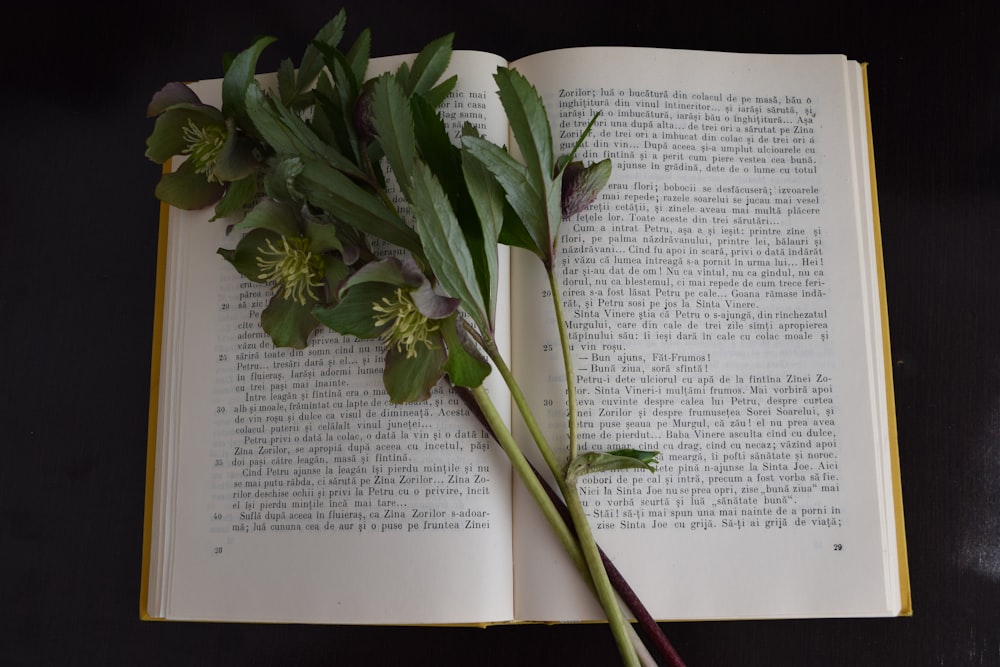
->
[145,9,609,404]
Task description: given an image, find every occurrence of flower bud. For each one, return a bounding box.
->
[560,159,612,218]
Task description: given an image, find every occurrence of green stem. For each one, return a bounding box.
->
[564,478,641,667]
[546,268,579,462]
[464,387,652,666]
[467,326,566,486]
[467,386,584,572]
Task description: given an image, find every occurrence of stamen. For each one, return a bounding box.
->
[256,236,324,305]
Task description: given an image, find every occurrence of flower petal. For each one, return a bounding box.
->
[382,337,447,403]
[154,159,225,210]
[145,105,225,163]
[260,293,321,349]
[312,282,397,339]
[147,82,202,117]
[410,280,460,319]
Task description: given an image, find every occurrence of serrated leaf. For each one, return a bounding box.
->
[460,128,504,327]
[370,74,417,198]
[222,36,277,129]
[406,33,453,97]
[423,75,458,109]
[244,83,367,181]
[493,68,553,184]
[295,157,423,257]
[344,28,371,84]
[567,449,660,481]
[496,199,540,255]
[493,68,563,252]
[408,160,489,331]
[297,11,347,93]
[462,135,549,261]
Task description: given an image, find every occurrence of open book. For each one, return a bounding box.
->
[143,46,910,625]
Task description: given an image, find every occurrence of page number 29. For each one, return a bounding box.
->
[833,543,843,551]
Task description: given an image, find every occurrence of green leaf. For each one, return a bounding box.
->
[295,157,423,257]
[462,135,549,261]
[154,159,224,210]
[422,75,458,109]
[231,199,301,237]
[297,11,347,93]
[370,74,417,197]
[405,33,453,97]
[496,200,540,255]
[211,172,259,220]
[566,449,660,481]
[344,28,371,83]
[276,58,297,106]
[312,282,395,339]
[556,111,603,173]
[492,67,563,253]
[260,293,321,349]
[440,315,491,388]
[263,156,305,202]
[244,83,367,181]
[382,341,447,403]
[222,35,277,129]
[494,68,553,185]
[408,160,489,330]
[460,126,504,326]
[303,217,344,255]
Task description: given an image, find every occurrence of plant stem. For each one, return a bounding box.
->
[467,326,566,485]
[466,386,585,572]
[564,479,641,667]
[456,387,686,667]
[546,268,579,462]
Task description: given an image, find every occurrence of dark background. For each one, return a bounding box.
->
[3,2,998,665]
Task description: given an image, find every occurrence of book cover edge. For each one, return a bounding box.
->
[140,165,172,622]
[861,62,912,617]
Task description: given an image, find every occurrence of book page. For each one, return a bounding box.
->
[506,48,902,620]
[146,51,519,625]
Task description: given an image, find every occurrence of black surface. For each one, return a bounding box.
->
[3,2,998,665]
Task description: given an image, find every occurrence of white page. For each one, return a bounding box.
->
[505,47,901,620]
[149,51,519,625]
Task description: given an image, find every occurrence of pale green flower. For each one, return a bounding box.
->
[256,236,326,306]
[372,287,442,358]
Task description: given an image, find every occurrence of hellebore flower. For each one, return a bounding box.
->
[145,82,262,214]
[256,235,326,306]
[560,158,613,218]
[218,199,351,349]
[313,257,490,402]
